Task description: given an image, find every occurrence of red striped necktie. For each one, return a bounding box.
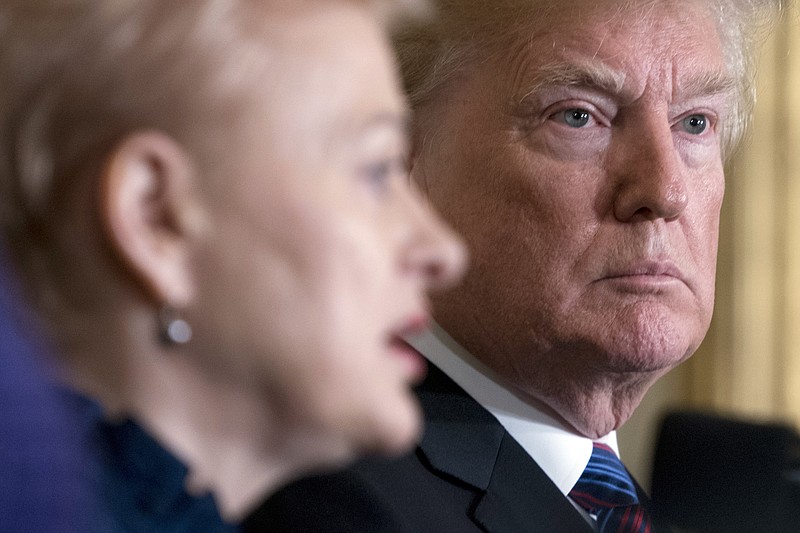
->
[568,442,653,533]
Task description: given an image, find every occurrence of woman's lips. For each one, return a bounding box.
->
[388,337,428,383]
[388,315,430,383]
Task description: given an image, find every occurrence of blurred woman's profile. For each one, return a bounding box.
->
[0,0,465,530]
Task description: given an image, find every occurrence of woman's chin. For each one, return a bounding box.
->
[362,394,423,457]
[297,387,423,468]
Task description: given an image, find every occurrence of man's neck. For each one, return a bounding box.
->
[407,322,618,496]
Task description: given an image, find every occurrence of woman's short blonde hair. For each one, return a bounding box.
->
[0,0,428,232]
[0,0,424,323]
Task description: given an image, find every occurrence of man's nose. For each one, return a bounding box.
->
[611,119,689,223]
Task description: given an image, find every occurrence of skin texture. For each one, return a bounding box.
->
[42,2,465,520]
[413,0,728,438]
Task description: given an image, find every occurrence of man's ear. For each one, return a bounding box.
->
[99,131,205,308]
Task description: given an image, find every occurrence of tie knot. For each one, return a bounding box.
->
[569,443,639,512]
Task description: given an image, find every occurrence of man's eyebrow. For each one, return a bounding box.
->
[678,70,737,99]
[515,62,736,104]
[517,61,627,104]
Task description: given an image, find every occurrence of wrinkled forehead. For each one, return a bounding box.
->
[526,0,720,41]
[487,0,729,103]
[518,0,715,23]
[477,0,724,58]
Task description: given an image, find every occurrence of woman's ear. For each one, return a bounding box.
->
[99,131,205,308]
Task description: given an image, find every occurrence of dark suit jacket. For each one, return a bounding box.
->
[245,363,663,533]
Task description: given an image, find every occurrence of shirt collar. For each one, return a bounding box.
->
[407,322,618,496]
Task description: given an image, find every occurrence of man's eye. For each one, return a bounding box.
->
[682,114,708,135]
[563,109,591,128]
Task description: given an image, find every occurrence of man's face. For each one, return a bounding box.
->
[416,0,728,408]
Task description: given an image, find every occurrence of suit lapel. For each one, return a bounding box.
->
[415,365,594,533]
[473,432,595,532]
[415,364,504,491]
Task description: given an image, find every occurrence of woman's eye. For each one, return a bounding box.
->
[361,157,404,195]
[364,162,391,190]
[562,109,591,128]
[681,114,708,135]
[367,162,391,183]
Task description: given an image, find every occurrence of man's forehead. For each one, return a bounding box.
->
[499,2,729,104]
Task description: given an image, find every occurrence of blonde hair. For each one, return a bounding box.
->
[0,1,272,234]
[0,0,422,326]
[393,0,786,159]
